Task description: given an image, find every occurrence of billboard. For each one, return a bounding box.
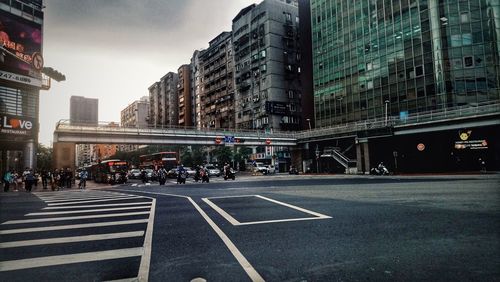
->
[0,114,36,137]
[0,9,43,79]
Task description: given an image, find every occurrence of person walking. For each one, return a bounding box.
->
[24,169,34,192]
[79,169,88,189]
[41,170,48,189]
[3,170,12,192]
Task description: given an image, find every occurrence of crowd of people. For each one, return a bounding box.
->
[2,168,88,192]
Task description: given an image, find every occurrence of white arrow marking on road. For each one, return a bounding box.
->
[0,231,145,248]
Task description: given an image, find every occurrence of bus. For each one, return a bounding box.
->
[90,159,129,183]
[139,152,178,170]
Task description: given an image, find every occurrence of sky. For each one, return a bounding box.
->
[39,0,258,146]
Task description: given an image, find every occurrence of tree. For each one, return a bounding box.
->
[233,146,252,171]
[36,143,53,171]
[211,146,233,167]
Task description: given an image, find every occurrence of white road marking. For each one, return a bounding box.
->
[203,194,331,226]
[0,247,144,272]
[138,198,156,282]
[26,205,151,216]
[43,202,153,210]
[202,198,241,225]
[47,196,143,206]
[44,195,138,203]
[0,219,149,235]
[2,211,150,225]
[0,231,145,248]
[188,197,264,282]
[122,189,264,282]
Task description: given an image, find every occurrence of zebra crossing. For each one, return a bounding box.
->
[0,190,155,281]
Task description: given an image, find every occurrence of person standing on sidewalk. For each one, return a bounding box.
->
[3,170,12,192]
[24,169,34,192]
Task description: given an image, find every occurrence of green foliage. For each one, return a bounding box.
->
[36,143,53,171]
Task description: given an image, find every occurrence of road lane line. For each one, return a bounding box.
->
[47,196,143,206]
[43,202,152,209]
[138,198,156,282]
[0,247,144,272]
[188,197,264,282]
[0,219,149,234]
[1,211,150,225]
[119,190,264,281]
[202,198,241,225]
[236,217,331,226]
[26,205,151,216]
[0,231,145,248]
[255,195,332,218]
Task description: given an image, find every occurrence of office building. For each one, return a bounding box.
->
[191,50,204,129]
[120,96,149,152]
[70,96,98,125]
[0,0,45,174]
[199,31,235,129]
[233,0,302,130]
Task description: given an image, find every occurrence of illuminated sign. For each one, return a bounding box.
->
[0,114,35,136]
[0,10,42,80]
[454,129,488,150]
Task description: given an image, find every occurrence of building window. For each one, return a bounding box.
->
[415,65,424,76]
[464,56,474,68]
[460,12,470,23]
[260,50,266,58]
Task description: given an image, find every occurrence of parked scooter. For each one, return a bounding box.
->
[200,169,209,183]
[289,166,299,175]
[370,163,390,175]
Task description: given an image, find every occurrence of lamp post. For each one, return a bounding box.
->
[306,118,311,131]
[384,100,390,126]
[315,144,320,174]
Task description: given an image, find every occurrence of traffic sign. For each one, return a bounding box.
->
[215,137,222,144]
[224,135,235,143]
[265,139,271,145]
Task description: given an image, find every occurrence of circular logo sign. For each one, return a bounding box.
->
[32,52,44,71]
[417,143,425,151]
[265,139,271,145]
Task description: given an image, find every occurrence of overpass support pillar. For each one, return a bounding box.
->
[53,142,76,171]
[290,145,306,172]
[356,139,370,174]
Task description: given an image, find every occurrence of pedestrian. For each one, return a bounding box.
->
[24,169,34,192]
[79,169,88,189]
[3,170,12,192]
[41,170,48,189]
[66,168,73,188]
[478,158,486,173]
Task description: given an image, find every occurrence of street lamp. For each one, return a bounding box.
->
[306,118,311,131]
[384,100,390,126]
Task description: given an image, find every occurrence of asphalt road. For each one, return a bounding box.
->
[1,174,499,281]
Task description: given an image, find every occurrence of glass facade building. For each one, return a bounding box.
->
[311,0,500,127]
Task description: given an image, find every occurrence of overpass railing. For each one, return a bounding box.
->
[297,100,500,140]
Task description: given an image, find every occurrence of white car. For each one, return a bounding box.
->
[254,165,269,175]
[204,165,221,177]
[185,167,196,177]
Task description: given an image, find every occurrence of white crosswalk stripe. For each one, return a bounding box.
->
[0,190,155,281]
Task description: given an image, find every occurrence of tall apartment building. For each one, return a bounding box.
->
[70,96,98,125]
[311,0,500,127]
[69,96,98,166]
[199,32,235,129]
[191,50,204,129]
[148,72,179,127]
[177,64,192,127]
[232,0,302,130]
[120,96,149,152]
[121,96,150,128]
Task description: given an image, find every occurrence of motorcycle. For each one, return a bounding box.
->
[370,165,390,175]
[224,168,236,181]
[177,170,187,184]
[201,170,209,183]
[289,167,299,175]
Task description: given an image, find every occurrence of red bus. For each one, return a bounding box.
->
[90,159,129,183]
[139,152,178,170]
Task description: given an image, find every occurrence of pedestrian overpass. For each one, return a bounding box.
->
[53,100,500,172]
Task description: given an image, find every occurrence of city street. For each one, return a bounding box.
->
[1,174,499,281]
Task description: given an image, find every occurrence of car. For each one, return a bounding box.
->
[204,165,221,177]
[128,169,141,179]
[185,167,196,177]
[265,165,277,174]
[145,169,154,180]
[254,164,269,175]
[167,168,177,178]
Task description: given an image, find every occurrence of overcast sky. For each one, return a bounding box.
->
[39,0,258,145]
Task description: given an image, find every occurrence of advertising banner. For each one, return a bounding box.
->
[0,114,36,137]
[0,9,43,80]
